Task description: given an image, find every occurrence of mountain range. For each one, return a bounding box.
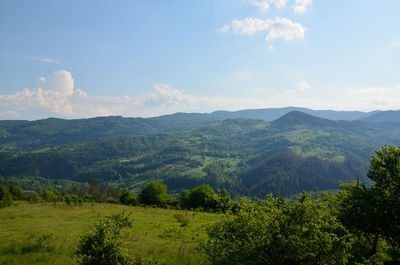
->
[1,107,400,198]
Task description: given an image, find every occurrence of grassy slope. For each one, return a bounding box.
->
[0,202,219,265]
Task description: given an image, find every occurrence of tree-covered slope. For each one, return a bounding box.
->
[0,113,222,151]
[1,107,388,152]
[2,111,400,197]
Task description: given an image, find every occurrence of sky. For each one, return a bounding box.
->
[1,0,400,120]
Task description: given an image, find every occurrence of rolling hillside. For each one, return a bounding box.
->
[1,107,391,152]
[2,110,400,197]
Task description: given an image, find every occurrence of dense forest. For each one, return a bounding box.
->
[1,110,400,198]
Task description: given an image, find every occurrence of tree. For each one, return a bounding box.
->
[202,194,351,265]
[178,189,191,209]
[336,145,400,262]
[0,184,13,208]
[76,212,132,265]
[367,145,400,249]
[119,189,137,205]
[187,184,218,210]
[88,178,99,201]
[139,181,169,206]
[8,184,26,200]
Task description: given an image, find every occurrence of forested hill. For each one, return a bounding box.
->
[0,113,221,151]
[2,111,400,198]
[3,107,399,152]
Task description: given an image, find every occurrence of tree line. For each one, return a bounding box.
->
[0,177,233,212]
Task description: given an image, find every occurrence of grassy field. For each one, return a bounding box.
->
[0,202,220,265]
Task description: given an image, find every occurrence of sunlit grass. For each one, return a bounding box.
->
[0,202,220,265]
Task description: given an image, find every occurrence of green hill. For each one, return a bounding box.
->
[0,114,221,151]
[2,111,400,197]
[0,107,387,152]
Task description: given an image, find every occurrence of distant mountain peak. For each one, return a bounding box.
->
[271,111,334,127]
[363,110,400,123]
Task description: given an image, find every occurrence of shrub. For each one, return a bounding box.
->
[76,212,132,265]
[202,194,351,265]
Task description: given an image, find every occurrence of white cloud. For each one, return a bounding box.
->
[247,0,270,12]
[0,70,76,117]
[292,0,312,14]
[40,70,74,96]
[265,17,306,41]
[230,17,306,41]
[245,0,288,12]
[232,18,269,36]
[0,71,267,119]
[24,56,61,64]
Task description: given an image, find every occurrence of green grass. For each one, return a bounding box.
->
[0,202,220,265]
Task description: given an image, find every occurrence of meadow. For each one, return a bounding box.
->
[0,202,220,265]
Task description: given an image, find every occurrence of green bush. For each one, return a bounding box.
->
[76,212,132,265]
[202,194,351,265]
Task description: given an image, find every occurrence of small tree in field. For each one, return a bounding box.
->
[139,181,169,206]
[0,184,13,208]
[76,212,132,265]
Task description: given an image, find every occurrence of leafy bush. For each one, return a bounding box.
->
[202,194,351,265]
[76,212,132,265]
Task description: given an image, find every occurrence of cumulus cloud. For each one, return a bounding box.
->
[292,0,312,14]
[24,56,61,64]
[232,18,269,35]
[0,71,267,119]
[0,70,75,118]
[265,17,306,41]
[245,0,288,12]
[229,17,306,41]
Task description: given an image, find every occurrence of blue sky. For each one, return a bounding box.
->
[1,0,400,119]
